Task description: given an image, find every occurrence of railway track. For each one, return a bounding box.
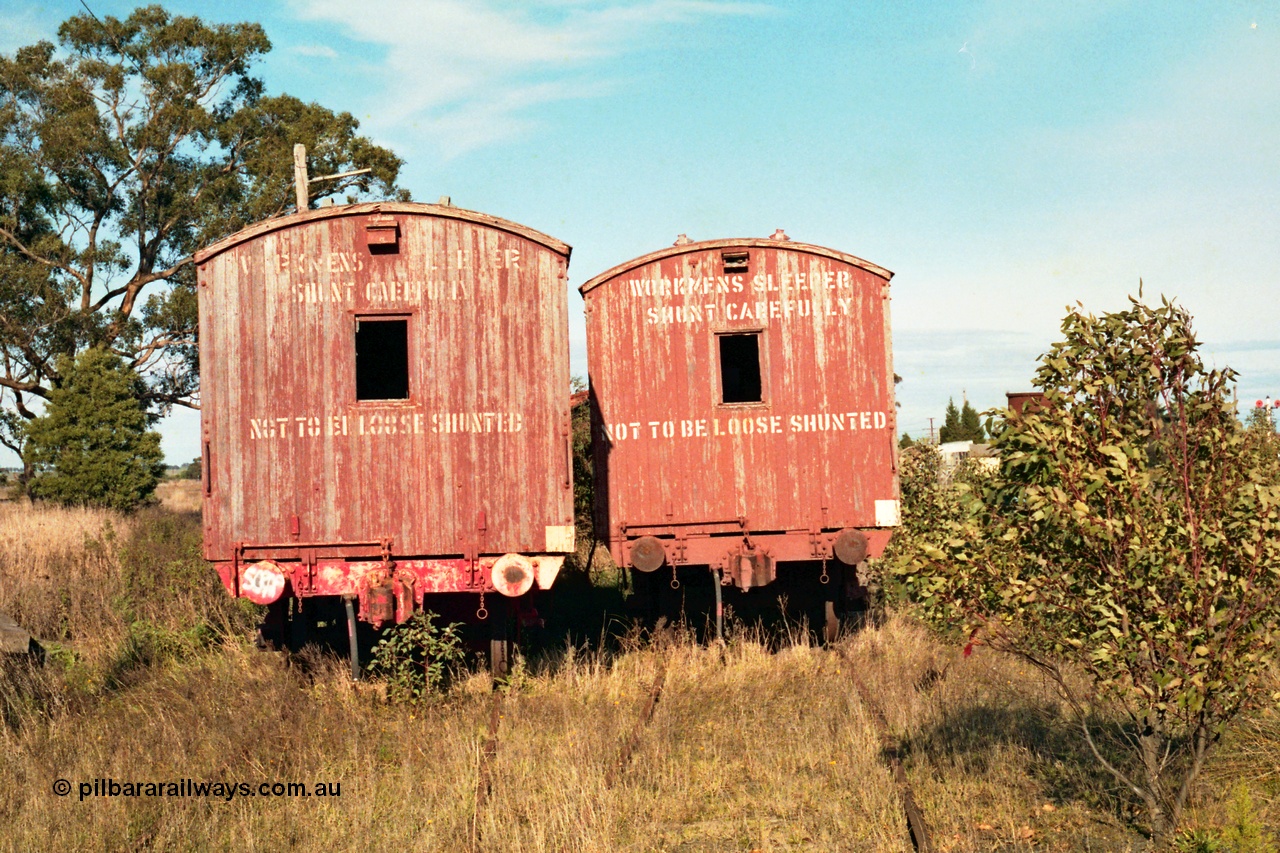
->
[468,651,669,850]
[605,652,669,789]
[469,687,505,853]
[842,652,935,853]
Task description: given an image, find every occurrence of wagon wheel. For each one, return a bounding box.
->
[821,561,845,645]
[824,601,840,645]
[255,598,289,651]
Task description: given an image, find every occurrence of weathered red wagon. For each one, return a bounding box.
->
[581,231,899,635]
[196,201,573,669]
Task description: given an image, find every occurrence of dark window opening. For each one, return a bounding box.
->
[722,251,749,274]
[719,333,762,404]
[355,318,409,400]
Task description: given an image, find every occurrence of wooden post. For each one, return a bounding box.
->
[293,143,309,212]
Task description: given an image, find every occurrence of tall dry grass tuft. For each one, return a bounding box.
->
[0,502,131,657]
[0,501,258,727]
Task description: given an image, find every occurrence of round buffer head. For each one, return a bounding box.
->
[833,528,869,565]
[629,536,667,573]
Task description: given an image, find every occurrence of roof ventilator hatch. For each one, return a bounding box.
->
[722,251,749,274]
[365,214,399,251]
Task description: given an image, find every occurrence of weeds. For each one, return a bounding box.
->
[365,610,465,703]
[1222,783,1276,853]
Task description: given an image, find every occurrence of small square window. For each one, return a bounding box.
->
[355,317,409,400]
[719,333,762,404]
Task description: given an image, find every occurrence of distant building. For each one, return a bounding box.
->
[1006,391,1047,417]
[937,440,998,477]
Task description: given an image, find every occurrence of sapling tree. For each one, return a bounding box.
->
[890,297,1280,844]
[1243,406,1280,483]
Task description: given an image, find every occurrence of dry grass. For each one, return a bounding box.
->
[0,501,1277,851]
[0,501,135,665]
[479,630,909,852]
[155,480,202,514]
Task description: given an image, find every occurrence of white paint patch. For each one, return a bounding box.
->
[545,525,575,552]
[241,562,287,605]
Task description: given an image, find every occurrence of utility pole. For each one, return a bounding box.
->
[928,417,935,445]
[293,144,309,212]
[293,143,373,212]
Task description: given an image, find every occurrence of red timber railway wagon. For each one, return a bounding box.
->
[581,232,899,622]
[195,202,574,651]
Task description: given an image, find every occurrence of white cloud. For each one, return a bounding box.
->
[294,44,340,59]
[288,0,771,156]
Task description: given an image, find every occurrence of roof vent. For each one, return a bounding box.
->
[769,229,790,241]
[437,195,452,207]
[365,214,399,251]
[722,251,749,274]
[673,233,693,246]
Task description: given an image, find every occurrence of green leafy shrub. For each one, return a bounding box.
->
[115,506,260,639]
[366,611,465,703]
[23,348,165,511]
[888,297,1280,844]
[876,444,988,618]
[1175,828,1224,852]
[570,378,594,541]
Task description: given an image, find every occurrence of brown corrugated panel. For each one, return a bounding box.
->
[581,236,899,568]
[197,203,573,566]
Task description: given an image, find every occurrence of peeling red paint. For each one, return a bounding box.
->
[580,236,899,584]
[197,203,574,618]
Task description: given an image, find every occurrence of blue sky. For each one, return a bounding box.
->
[3,0,1278,461]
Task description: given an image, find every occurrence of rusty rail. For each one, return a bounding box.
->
[470,687,505,852]
[845,662,934,853]
[604,654,668,789]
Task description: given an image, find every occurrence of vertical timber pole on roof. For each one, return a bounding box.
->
[293,143,309,213]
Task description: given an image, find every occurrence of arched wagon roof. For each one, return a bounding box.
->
[194,201,571,264]
[578,236,892,296]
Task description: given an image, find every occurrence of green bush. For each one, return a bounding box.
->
[23,348,165,511]
[889,298,1280,844]
[114,507,259,638]
[366,611,465,703]
[1222,782,1274,853]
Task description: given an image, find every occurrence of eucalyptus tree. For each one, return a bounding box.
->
[0,5,405,443]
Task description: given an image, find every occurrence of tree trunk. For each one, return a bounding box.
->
[1139,728,1174,847]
